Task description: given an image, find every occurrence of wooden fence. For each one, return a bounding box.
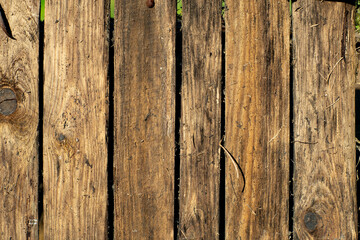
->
[0,0,357,239]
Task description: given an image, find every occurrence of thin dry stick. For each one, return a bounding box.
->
[292,140,318,145]
[268,127,282,143]
[246,203,257,216]
[326,57,343,82]
[180,229,188,239]
[220,143,239,179]
[326,97,340,109]
[318,70,326,81]
[219,140,246,192]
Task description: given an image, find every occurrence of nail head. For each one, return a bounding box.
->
[146,0,155,8]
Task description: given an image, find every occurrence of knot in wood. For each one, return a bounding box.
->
[57,133,66,142]
[304,211,318,232]
[0,88,17,115]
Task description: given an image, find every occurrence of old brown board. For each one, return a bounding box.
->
[113,0,176,239]
[225,0,290,238]
[0,1,39,239]
[292,1,357,238]
[178,0,222,239]
[43,0,109,238]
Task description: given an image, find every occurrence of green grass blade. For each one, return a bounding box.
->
[111,0,114,19]
[40,0,45,21]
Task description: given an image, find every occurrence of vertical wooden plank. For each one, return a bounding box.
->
[0,2,39,239]
[225,0,290,238]
[43,0,109,238]
[178,0,222,239]
[293,1,357,238]
[113,0,175,239]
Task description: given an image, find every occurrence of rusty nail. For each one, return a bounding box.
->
[146,0,155,8]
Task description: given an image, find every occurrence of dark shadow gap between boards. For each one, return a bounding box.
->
[288,9,295,239]
[356,90,360,237]
[174,19,182,240]
[219,28,226,240]
[107,16,115,240]
[38,15,44,238]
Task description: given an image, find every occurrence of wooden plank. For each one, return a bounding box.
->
[178,0,222,239]
[113,0,176,239]
[43,1,109,238]
[0,2,39,239]
[292,1,357,238]
[225,0,290,238]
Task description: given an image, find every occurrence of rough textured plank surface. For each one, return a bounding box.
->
[113,0,176,239]
[225,0,290,238]
[292,1,357,239]
[0,2,39,239]
[178,0,222,239]
[43,1,109,238]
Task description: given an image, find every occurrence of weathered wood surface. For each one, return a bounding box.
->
[113,0,176,239]
[293,1,357,239]
[43,0,109,238]
[0,2,39,239]
[178,0,222,239]
[225,0,290,238]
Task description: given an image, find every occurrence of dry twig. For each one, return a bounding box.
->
[219,139,246,192]
[326,57,343,82]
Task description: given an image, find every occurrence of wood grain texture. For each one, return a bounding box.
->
[178,0,222,239]
[225,0,290,238]
[43,0,109,238]
[0,2,39,239]
[292,1,357,239]
[113,0,176,239]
